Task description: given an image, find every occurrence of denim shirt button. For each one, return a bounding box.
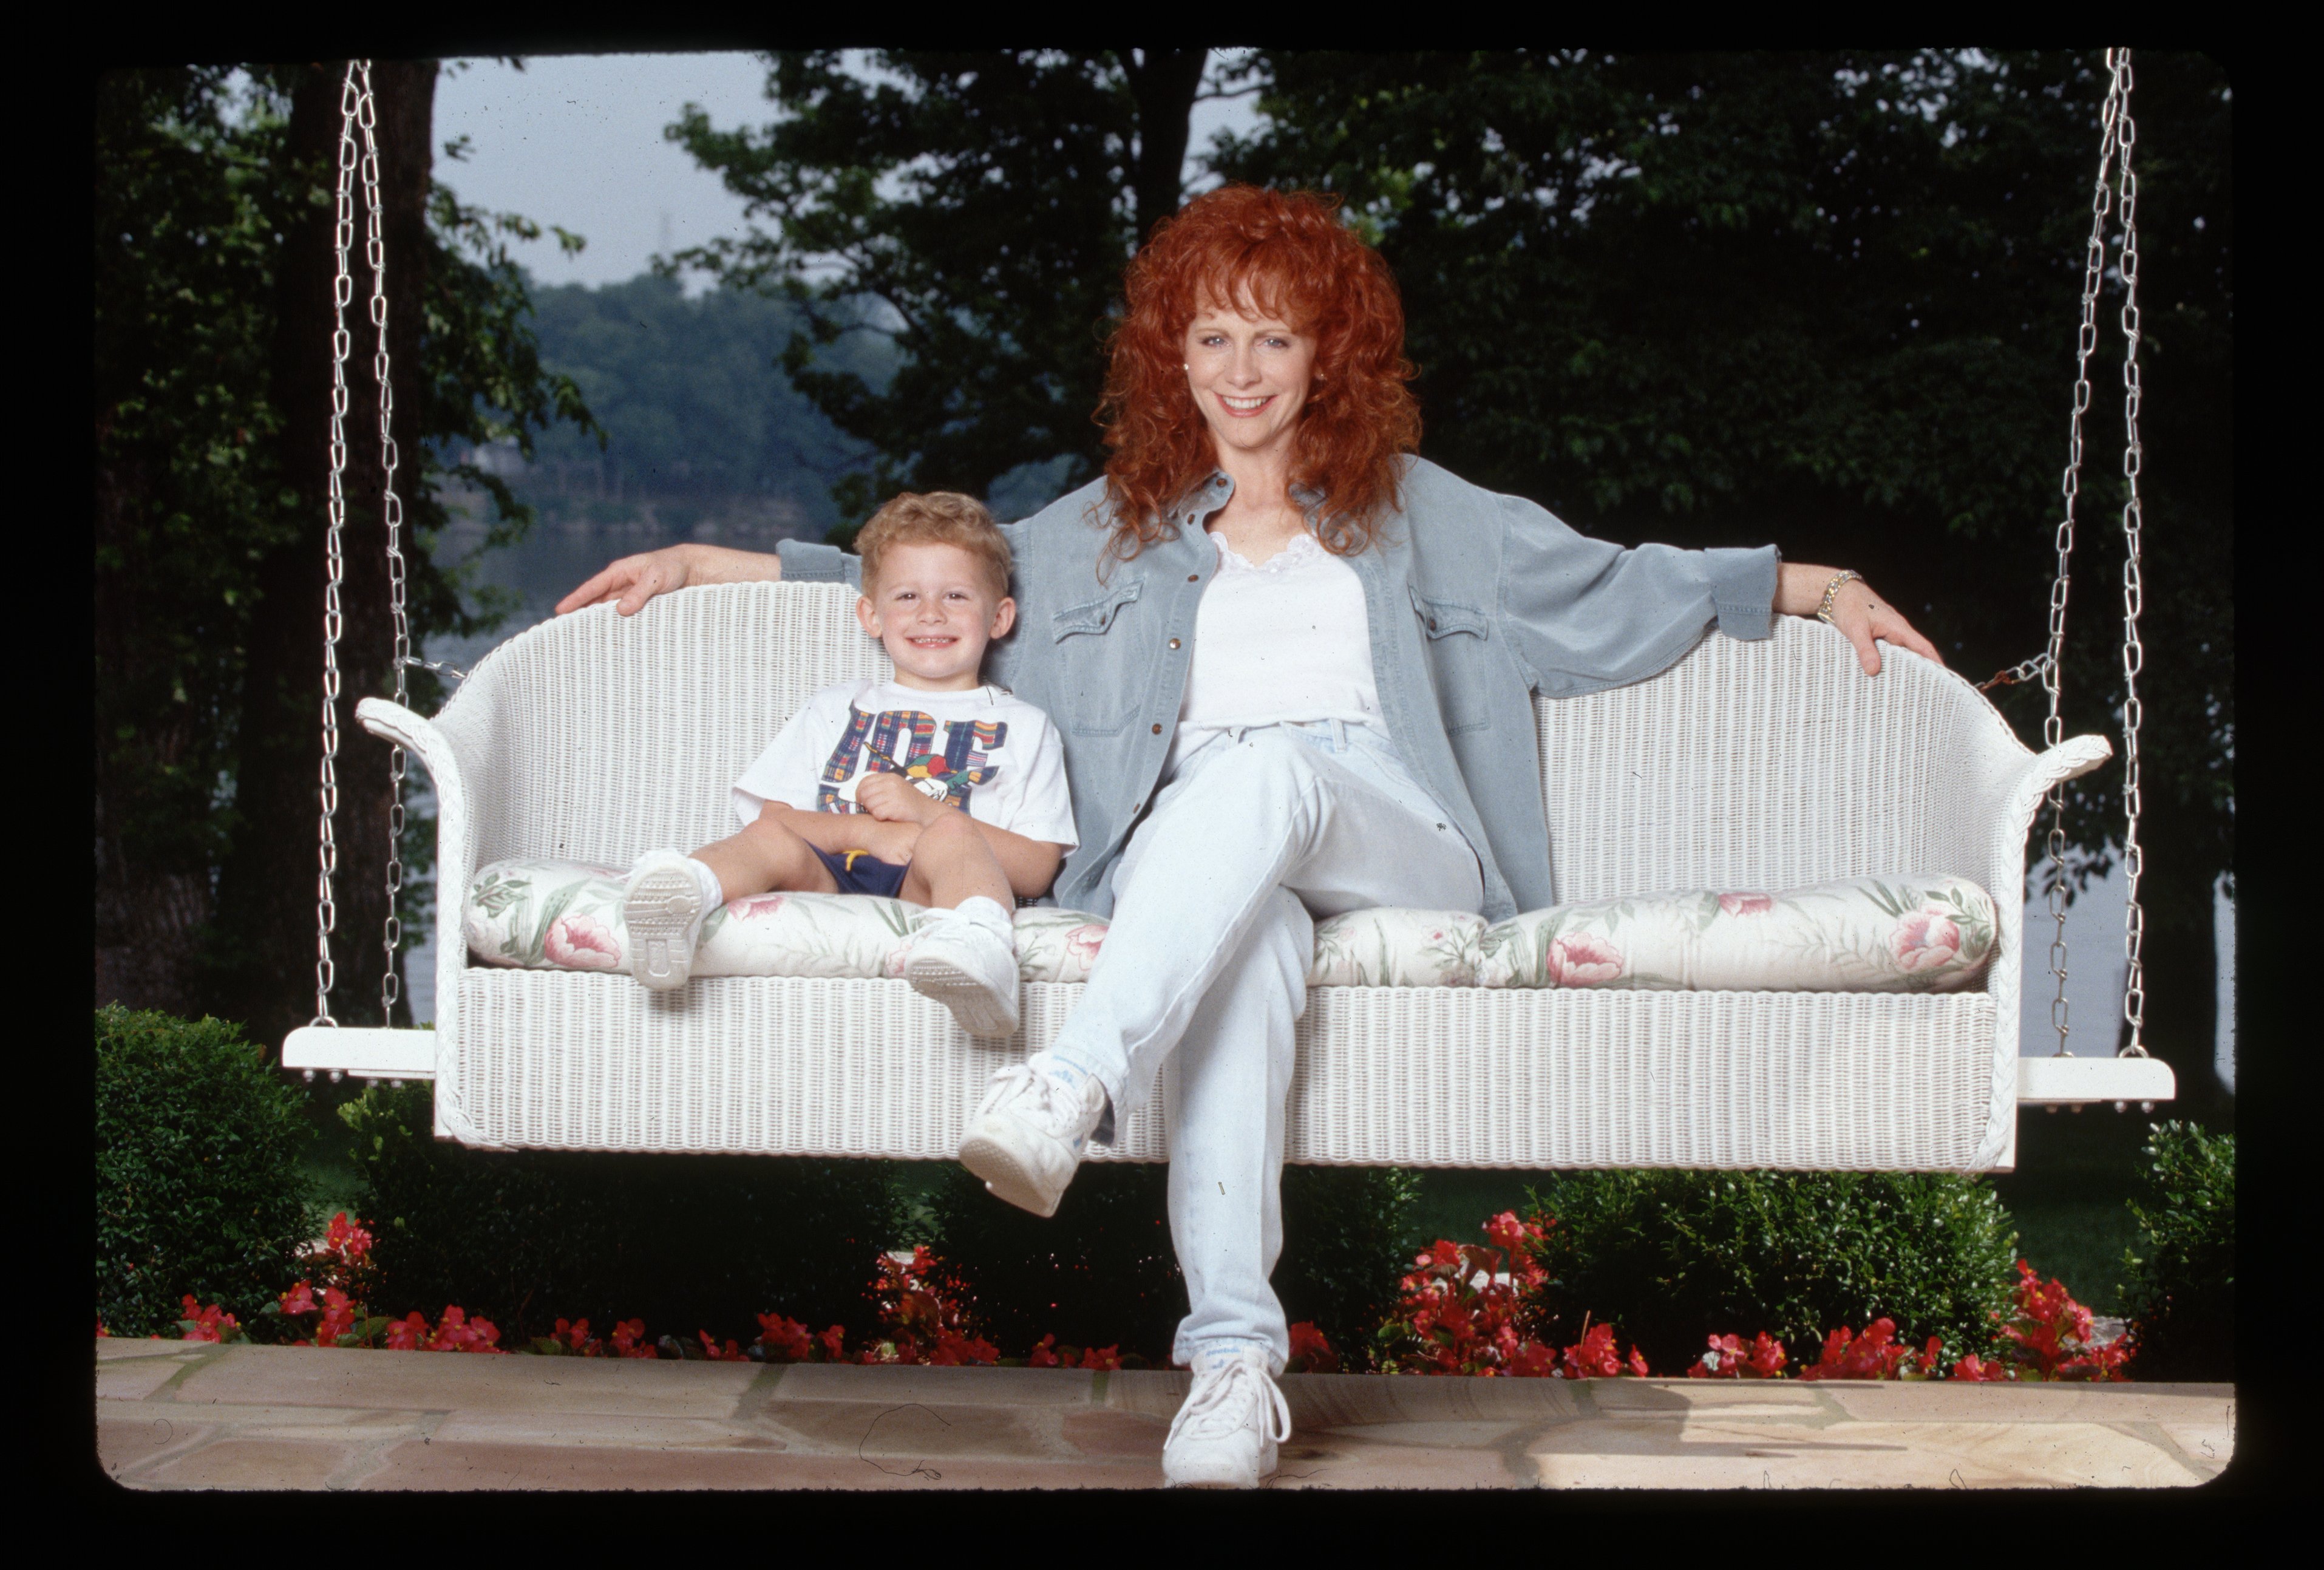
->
[1169,638,1181,650]
[1151,723,1163,735]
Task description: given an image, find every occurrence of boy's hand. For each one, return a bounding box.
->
[853,817,925,865]
[856,772,941,825]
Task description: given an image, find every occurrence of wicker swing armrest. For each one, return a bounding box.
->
[356,696,476,1137]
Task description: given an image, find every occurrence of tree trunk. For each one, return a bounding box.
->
[93,457,212,1016]
[212,59,437,1044]
[1122,50,1209,243]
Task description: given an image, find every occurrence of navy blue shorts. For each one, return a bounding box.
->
[812,845,910,899]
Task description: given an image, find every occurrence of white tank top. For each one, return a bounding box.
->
[1170,528,1384,773]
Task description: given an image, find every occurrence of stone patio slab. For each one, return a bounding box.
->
[97,1345,2235,1490]
[166,1343,762,1418]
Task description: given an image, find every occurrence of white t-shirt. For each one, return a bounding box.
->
[1169,528,1385,772]
[733,678,1079,849]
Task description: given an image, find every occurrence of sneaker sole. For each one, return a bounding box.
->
[1163,1445,1280,1490]
[905,956,1019,1038]
[957,1128,1064,1218]
[623,866,704,991]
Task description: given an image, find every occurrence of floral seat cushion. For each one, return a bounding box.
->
[467,860,1996,994]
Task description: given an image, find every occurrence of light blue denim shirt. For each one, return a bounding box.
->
[778,455,1778,922]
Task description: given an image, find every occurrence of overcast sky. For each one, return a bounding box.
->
[433,52,1262,291]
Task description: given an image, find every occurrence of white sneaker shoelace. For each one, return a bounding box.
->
[1167,1353,1293,1449]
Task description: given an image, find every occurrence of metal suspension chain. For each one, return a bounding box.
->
[355,63,414,1025]
[2039,55,2128,1057]
[311,60,412,1028]
[2111,49,2150,1060]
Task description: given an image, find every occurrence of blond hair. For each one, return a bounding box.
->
[853,491,1011,599]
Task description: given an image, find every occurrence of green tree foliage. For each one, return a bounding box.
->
[96,1007,316,1336]
[93,65,593,1029]
[1221,50,2232,1091]
[2122,1121,2234,1379]
[1520,1170,2021,1372]
[511,274,875,523]
[667,49,1211,525]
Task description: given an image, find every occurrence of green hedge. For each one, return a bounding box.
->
[95,1007,316,1336]
[2122,1122,2234,1381]
[925,1162,1418,1362]
[1520,1170,2020,1372]
[341,1084,896,1341]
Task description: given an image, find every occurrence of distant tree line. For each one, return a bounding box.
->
[491,274,880,528]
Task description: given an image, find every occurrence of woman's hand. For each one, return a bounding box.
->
[1776,563,1945,677]
[855,772,942,826]
[553,543,785,617]
[555,545,696,617]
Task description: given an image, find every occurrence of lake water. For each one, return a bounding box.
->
[399,513,2235,1093]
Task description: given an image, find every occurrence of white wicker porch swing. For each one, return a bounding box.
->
[284,53,2176,1171]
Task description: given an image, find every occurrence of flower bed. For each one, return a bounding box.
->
[106,1208,2129,1383]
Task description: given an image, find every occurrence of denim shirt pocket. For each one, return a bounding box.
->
[1049,578,1147,735]
[1410,584,1495,733]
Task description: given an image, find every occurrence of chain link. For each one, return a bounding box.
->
[2040,53,2127,1058]
[1976,652,2052,694]
[353,64,415,1024]
[312,61,413,1028]
[2111,49,2150,1060]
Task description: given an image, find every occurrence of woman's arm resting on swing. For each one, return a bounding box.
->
[554,542,784,617]
[1775,561,1945,677]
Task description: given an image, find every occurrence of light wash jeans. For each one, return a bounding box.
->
[1045,719,1484,1371]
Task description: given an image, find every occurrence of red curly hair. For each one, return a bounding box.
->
[1097,185,1421,562]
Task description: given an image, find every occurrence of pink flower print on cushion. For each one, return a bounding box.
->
[1064,925,1107,967]
[1718,892,1775,917]
[731,894,788,922]
[545,912,622,971]
[1890,909,1963,973]
[1546,931,1625,987]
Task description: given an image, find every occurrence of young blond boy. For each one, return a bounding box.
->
[620,492,1075,1038]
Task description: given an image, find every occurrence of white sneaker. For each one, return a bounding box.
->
[623,851,715,991]
[957,1059,1109,1218]
[1163,1345,1294,1489]
[905,908,1021,1038]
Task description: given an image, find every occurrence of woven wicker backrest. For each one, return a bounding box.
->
[1534,616,2023,905]
[438,581,2027,902]
[440,583,892,872]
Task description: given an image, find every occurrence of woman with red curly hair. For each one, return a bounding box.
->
[562,183,1940,1487]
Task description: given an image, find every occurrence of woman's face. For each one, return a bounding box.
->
[1181,293,1317,466]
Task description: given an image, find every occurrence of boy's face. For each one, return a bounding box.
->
[857,541,1016,690]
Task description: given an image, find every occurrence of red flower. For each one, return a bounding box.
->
[279,1281,317,1317]
[1718,892,1775,917]
[1027,1334,1062,1368]
[1286,1322,1339,1375]
[177,1296,242,1344]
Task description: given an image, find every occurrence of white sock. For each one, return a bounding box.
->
[946,895,1015,939]
[687,856,727,910]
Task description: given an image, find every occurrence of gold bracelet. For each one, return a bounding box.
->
[1815,570,1862,625]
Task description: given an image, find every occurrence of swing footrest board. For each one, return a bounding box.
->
[278,1014,2178,1116]
[282,1025,436,1082]
[2016,1052,2176,1106]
